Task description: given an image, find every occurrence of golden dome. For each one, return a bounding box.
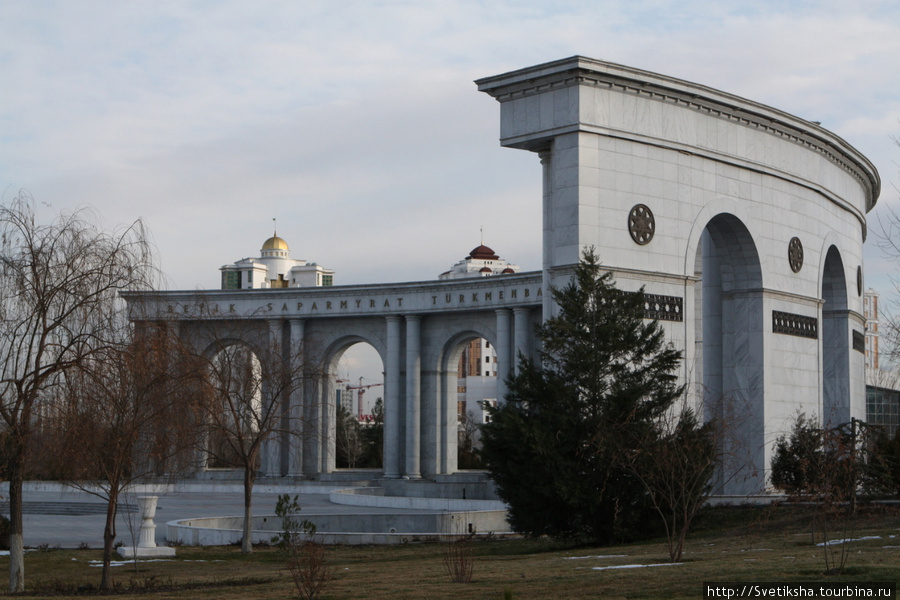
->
[262,235,289,251]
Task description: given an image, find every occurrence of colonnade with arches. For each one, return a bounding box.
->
[126,56,879,496]
[163,294,542,481]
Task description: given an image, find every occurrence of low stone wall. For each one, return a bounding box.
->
[166,509,512,546]
[2,479,374,496]
[329,487,506,512]
[385,475,501,501]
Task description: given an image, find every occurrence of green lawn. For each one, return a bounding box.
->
[3,504,899,599]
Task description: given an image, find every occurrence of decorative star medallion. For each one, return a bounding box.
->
[628,204,655,245]
[788,237,803,273]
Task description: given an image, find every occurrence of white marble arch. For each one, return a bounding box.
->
[695,214,766,494]
[684,200,768,288]
[478,56,878,494]
[683,198,766,406]
[821,245,851,427]
[124,56,879,496]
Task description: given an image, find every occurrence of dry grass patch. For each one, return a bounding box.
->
[0,505,898,599]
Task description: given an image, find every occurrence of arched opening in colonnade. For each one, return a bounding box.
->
[202,341,264,471]
[329,340,386,471]
[693,213,764,494]
[441,333,499,471]
[822,245,850,426]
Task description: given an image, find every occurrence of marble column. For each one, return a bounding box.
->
[384,316,402,478]
[287,319,305,476]
[319,371,335,474]
[261,319,283,475]
[495,309,512,403]
[439,361,457,475]
[301,375,319,477]
[540,150,554,322]
[513,307,531,374]
[405,315,422,478]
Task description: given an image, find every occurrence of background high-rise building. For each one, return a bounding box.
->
[864,288,880,369]
[864,288,900,437]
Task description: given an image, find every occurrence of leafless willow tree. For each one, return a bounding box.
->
[36,323,201,590]
[0,192,156,592]
[194,326,314,553]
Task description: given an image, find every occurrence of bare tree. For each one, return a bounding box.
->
[0,193,154,592]
[36,323,200,589]
[441,513,475,584]
[192,325,312,553]
[457,409,482,470]
[814,422,867,575]
[273,494,333,600]
[872,135,900,364]
[336,397,383,469]
[336,402,364,469]
[623,405,717,562]
[771,414,874,574]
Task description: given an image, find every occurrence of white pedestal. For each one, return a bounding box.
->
[116,495,176,558]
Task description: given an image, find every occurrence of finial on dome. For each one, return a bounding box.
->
[262,218,289,252]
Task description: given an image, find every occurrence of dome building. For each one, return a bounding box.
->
[438,243,520,280]
[220,232,335,290]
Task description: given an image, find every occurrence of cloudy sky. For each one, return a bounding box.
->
[2,1,899,380]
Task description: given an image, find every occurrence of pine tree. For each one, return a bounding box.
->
[481,248,684,543]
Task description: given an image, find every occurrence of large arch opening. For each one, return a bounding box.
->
[439,332,498,473]
[455,337,498,469]
[202,341,264,471]
[822,245,850,426]
[325,340,385,472]
[693,213,765,494]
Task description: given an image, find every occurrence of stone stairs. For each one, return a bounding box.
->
[0,501,137,516]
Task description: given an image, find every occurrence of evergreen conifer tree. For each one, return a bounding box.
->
[481,249,684,543]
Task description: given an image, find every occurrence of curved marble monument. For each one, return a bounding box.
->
[126,57,879,496]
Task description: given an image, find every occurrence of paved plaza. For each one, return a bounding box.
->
[5,486,436,550]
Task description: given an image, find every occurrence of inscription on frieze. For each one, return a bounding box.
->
[160,283,544,320]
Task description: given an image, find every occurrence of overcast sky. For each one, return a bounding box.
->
[2,1,899,380]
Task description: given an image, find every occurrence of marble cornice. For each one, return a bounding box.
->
[477,56,880,211]
[546,264,696,287]
[122,272,544,321]
[720,287,823,308]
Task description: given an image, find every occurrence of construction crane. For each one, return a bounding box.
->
[346,377,383,420]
